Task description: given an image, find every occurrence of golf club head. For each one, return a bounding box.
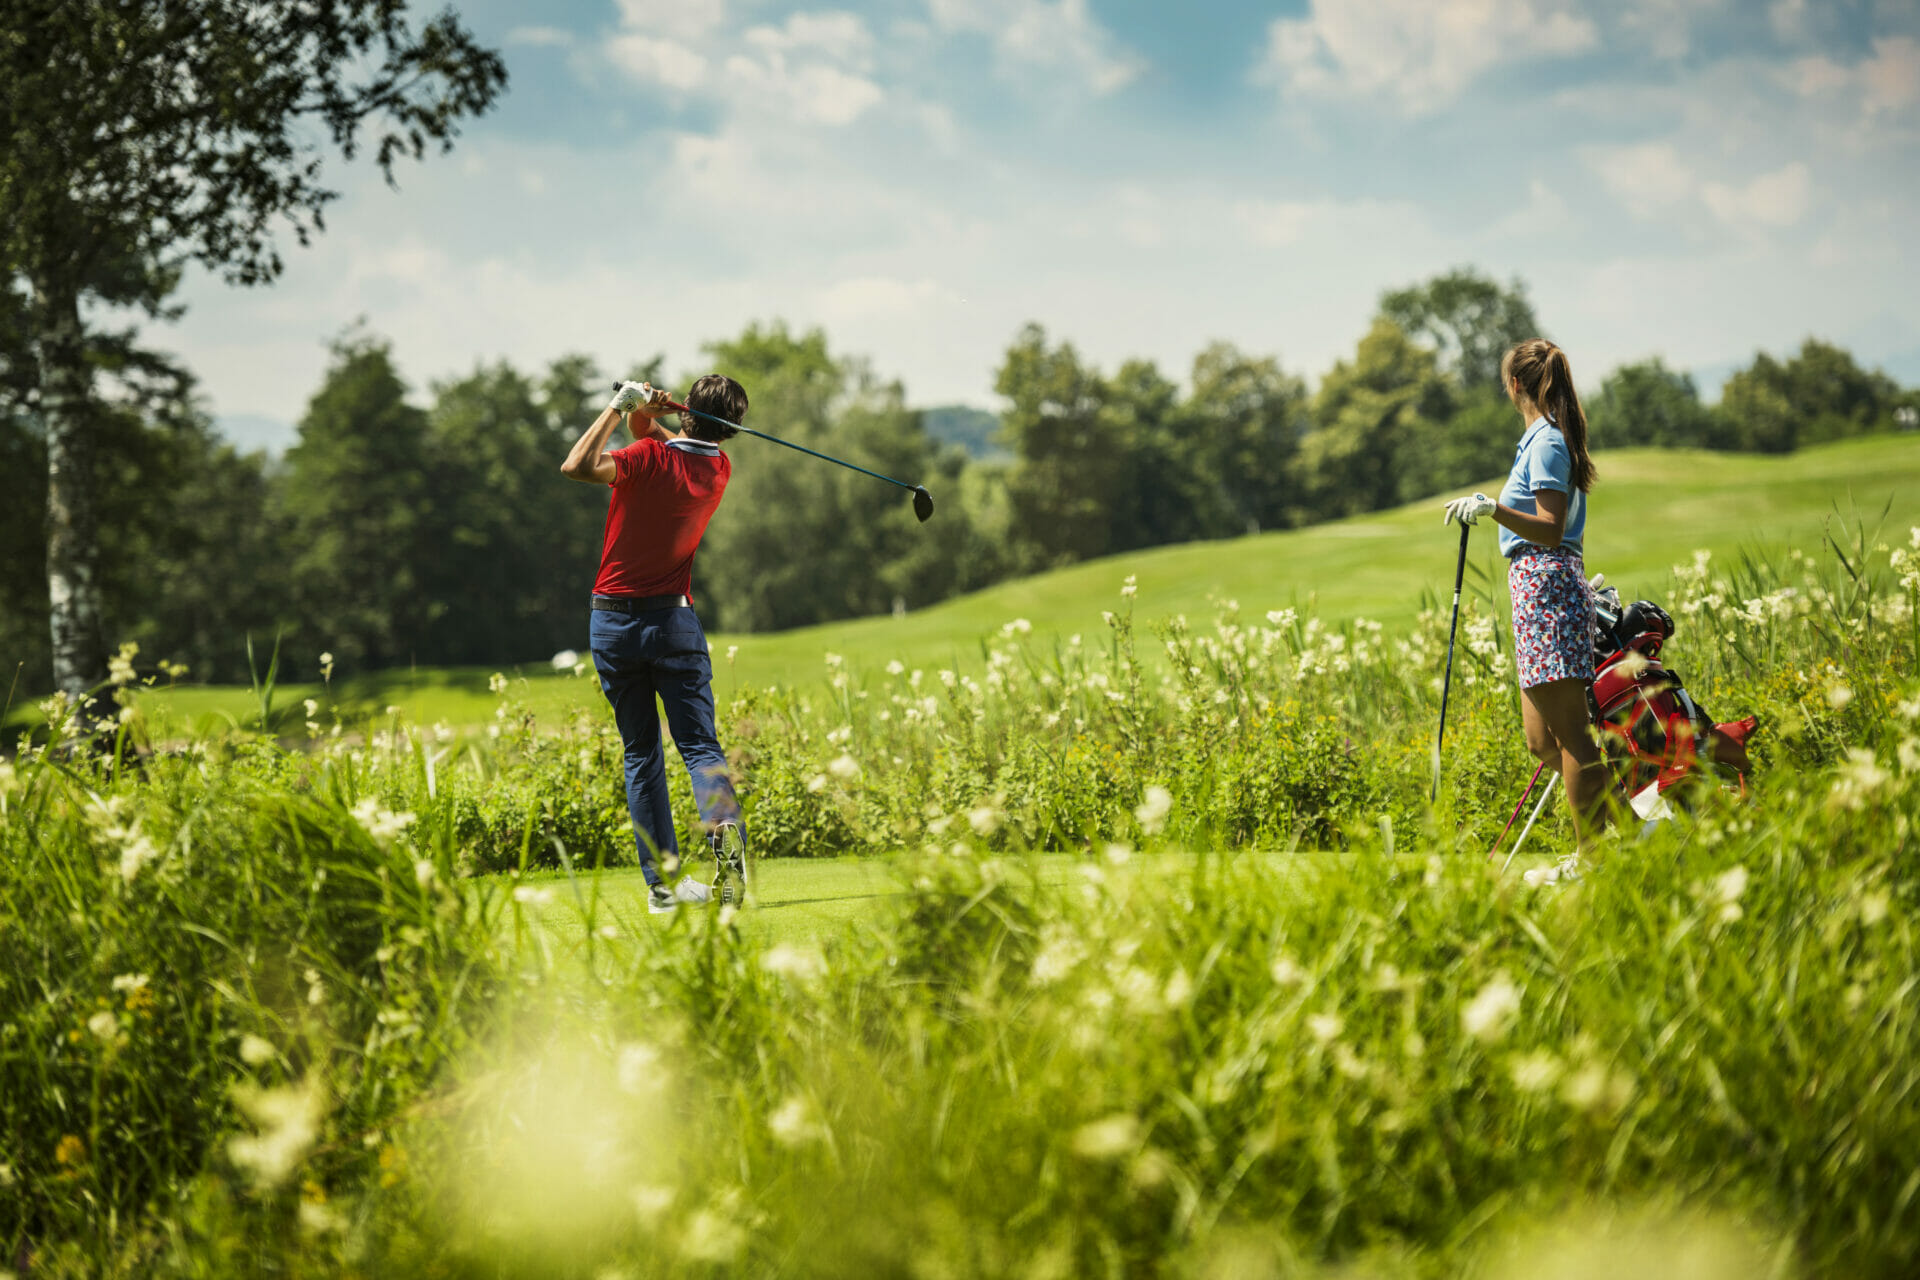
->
[912,486,935,523]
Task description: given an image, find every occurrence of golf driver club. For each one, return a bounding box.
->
[616,384,935,523]
[1487,760,1548,863]
[1432,520,1470,798]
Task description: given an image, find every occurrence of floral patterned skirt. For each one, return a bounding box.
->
[1508,545,1595,689]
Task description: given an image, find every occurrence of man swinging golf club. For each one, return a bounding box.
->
[562,375,749,914]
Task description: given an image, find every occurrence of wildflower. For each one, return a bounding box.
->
[1898,738,1920,774]
[1306,1012,1343,1043]
[885,659,905,675]
[551,649,580,671]
[488,672,508,694]
[1509,1050,1563,1092]
[318,651,334,681]
[1701,865,1749,923]
[1101,610,1117,627]
[1070,1114,1141,1159]
[54,1135,86,1168]
[1829,749,1890,811]
[828,753,860,781]
[413,859,437,888]
[1031,929,1084,984]
[968,804,1003,836]
[303,698,320,718]
[228,1076,326,1188]
[768,1096,829,1147]
[806,774,828,794]
[88,1010,119,1041]
[1134,785,1173,836]
[511,885,554,906]
[1104,841,1133,866]
[1560,1061,1633,1113]
[239,1034,277,1066]
[1270,955,1307,986]
[350,797,415,844]
[108,641,139,686]
[1265,608,1295,628]
[1461,973,1521,1042]
[1120,575,1137,599]
[824,652,843,669]
[1826,682,1854,710]
[112,972,149,994]
[304,969,326,1007]
[760,944,826,981]
[1858,889,1890,926]
[117,831,160,883]
[680,1196,747,1263]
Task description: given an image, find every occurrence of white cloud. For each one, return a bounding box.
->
[746,11,875,67]
[1257,0,1597,115]
[816,276,948,322]
[1585,142,1696,219]
[616,0,725,42]
[608,35,708,91]
[1494,178,1573,237]
[927,0,1143,95]
[1768,0,1809,45]
[1702,160,1811,229]
[507,26,572,48]
[1233,199,1317,247]
[721,53,884,126]
[1861,36,1920,117]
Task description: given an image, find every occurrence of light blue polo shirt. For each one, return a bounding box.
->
[1498,416,1585,559]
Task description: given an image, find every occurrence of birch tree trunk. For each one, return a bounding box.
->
[36,274,106,701]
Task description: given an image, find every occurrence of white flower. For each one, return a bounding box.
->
[823,652,843,669]
[1101,610,1117,627]
[350,797,415,845]
[1120,575,1137,599]
[1508,1050,1563,1092]
[1030,930,1084,985]
[632,1184,676,1226]
[1461,973,1521,1042]
[111,973,149,993]
[228,1076,325,1188]
[806,774,828,794]
[117,831,160,883]
[413,859,437,888]
[239,1034,277,1066]
[318,652,334,680]
[1002,617,1033,635]
[1306,1012,1343,1043]
[1826,683,1854,710]
[488,672,508,694]
[616,1042,662,1094]
[767,1096,828,1147]
[885,659,905,675]
[1070,1114,1141,1159]
[511,885,554,906]
[550,649,580,671]
[828,753,860,781]
[1265,608,1295,628]
[760,944,825,980]
[107,641,139,686]
[1134,785,1172,836]
[1858,889,1890,926]
[303,698,319,718]
[1830,749,1890,811]
[1270,955,1306,986]
[87,1010,119,1040]
[968,805,1003,836]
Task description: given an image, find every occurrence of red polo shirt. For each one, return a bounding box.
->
[592,436,732,598]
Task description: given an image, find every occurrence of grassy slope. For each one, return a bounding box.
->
[19,435,1920,737]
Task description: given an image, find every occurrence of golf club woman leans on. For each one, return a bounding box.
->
[562,376,749,914]
[1444,339,1603,885]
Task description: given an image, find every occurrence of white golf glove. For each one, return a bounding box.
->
[609,380,652,414]
[1442,493,1496,527]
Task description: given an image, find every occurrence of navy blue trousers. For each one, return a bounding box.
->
[589,606,741,885]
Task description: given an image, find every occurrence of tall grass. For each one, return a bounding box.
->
[1,523,1915,1276]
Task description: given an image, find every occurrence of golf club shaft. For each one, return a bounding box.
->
[1501,773,1558,873]
[622,387,922,495]
[1487,760,1548,862]
[1432,521,1471,798]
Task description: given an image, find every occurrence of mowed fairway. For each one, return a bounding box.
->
[48,434,1920,738]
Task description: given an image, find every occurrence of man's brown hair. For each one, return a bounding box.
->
[682,374,747,442]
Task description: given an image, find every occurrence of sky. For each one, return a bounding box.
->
[162,0,1920,448]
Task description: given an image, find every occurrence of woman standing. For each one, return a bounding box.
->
[1443,338,1604,884]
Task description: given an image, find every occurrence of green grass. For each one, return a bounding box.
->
[11,434,1920,740]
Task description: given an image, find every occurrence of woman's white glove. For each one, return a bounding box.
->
[1442,493,1496,526]
[609,380,652,414]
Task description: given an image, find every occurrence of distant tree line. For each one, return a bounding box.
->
[2,269,1915,692]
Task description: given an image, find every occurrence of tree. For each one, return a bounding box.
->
[278,333,436,672]
[1296,320,1454,520]
[1379,269,1541,391]
[1588,358,1711,450]
[996,325,1127,570]
[1,0,505,697]
[1182,343,1309,534]
[1713,340,1899,453]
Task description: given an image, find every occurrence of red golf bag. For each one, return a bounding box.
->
[1588,594,1757,801]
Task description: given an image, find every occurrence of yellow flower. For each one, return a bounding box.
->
[54,1134,86,1167]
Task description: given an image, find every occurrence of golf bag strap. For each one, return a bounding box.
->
[591,594,691,614]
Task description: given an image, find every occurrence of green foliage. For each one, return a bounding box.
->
[4,524,1920,1277]
[1379,268,1541,391]
[1589,357,1712,449]
[1715,339,1903,453]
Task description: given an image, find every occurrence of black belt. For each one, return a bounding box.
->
[591,593,691,614]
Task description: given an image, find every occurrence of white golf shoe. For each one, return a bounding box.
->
[1523,853,1584,887]
[647,883,679,915]
[675,877,714,906]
